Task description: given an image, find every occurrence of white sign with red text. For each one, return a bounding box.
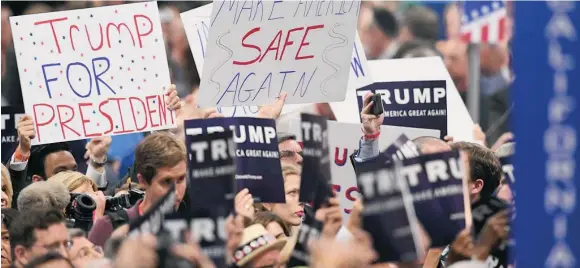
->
[197,0,360,107]
[10,1,173,145]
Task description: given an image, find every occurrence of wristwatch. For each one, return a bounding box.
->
[90,155,107,168]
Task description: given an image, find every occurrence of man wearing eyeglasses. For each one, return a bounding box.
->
[67,229,104,268]
[277,133,303,166]
[8,209,71,267]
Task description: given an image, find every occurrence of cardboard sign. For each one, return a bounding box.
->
[184,117,285,203]
[186,130,236,209]
[299,113,332,209]
[395,150,468,247]
[471,196,511,268]
[162,211,229,266]
[128,183,176,237]
[1,106,25,163]
[287,208,322,267]
[340,58,474,142]
[356,158,424,262]
[10,2,174,145]
[357,80,448,137]
[197,0,360,107]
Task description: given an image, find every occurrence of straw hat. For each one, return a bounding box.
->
[234,224,288,266]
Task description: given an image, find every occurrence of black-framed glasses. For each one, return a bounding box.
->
[279,150,303,159]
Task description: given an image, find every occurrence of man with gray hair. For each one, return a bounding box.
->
[398,5,440,45]
[17,180,70,213]
[277,132,303,166]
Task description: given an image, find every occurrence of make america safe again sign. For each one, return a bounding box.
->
[198,0,360,108]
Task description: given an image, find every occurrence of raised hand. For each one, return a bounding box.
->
[360,92,384,136]
[16,115,36,155]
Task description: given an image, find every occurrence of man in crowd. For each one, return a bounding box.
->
[9,209,70,267]
[88,132,187,247]
[67,229,104,267]
[362,8,400,60]
[278,133,303,166]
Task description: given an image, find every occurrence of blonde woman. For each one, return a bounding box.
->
[49,171,107,221]
[1,164,13,208]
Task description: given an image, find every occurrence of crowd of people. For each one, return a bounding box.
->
[1,1,516,268]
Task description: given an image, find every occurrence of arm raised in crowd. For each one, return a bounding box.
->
[355,92,384,162]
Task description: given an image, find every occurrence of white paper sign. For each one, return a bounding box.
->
[197,0,360,108]
[10,1,173,145]
[329,31,372,122]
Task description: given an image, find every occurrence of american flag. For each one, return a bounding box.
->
[461,1,508,44]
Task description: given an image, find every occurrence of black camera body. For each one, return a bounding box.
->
[105,189,145,211]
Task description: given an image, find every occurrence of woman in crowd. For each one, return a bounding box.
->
[1,208,19,267]
[1,164,13,209]
[50,171,107,221]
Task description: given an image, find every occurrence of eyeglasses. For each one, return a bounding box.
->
[279,150,303,159]
[70,245,104,261]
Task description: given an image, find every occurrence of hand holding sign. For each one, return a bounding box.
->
[234,188,254,220]
[314,196,342,238]
[16,115,36,155]
[84,136,112,161]
[361,92,384,136]
[256,92,288,120]
[170,232,217,268]
[165,84,182,112]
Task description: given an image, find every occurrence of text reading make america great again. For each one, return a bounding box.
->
[10,1,173,145]
[198,0,360,108]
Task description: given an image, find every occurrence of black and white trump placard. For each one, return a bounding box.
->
[357,80,448,137]
[186,130,236,209]
[396,150,467,247]
[287,208,322,267]
[471,196,512,268]
[1,106,25,163]
[300,113,332,210]
[161,211,228,267]
[128,184,176,237]
[184,117,285,203]
[356,158,424,262]
[381,134,421,162]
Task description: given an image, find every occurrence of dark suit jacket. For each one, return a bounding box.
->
[485,87,512,145]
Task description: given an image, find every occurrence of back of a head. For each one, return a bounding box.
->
[23,3,52,15]
[2,208,20,229]
[23,251,74,268]
[412,136,451,154]
[134,132,186,184]
[402,5,439,43]
[393,40,441,59]
[452,142,502,199]
[9,209,66,256]
[17,180,70,213]
[27,142,70,180]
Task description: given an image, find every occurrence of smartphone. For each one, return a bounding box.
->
[369,94,384,116]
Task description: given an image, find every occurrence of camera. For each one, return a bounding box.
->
[65,193,96,232]
[105,189,145,211]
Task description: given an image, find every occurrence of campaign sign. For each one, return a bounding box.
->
[357,80,448,137]
[197,0,360,107]
[162,212,229,267]
[128,183,176,237]
[299,113,331,209]
[357,159,422,262]
[287,209,323,267]
[471,196,512,268]
[381,134,421,162]
[1,106,25,163]
[10,2,174,145]
[184,117,285,203]
[186,130,236,210]
[396,150,466,247]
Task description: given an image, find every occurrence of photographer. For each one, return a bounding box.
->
[50,171,107,221]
